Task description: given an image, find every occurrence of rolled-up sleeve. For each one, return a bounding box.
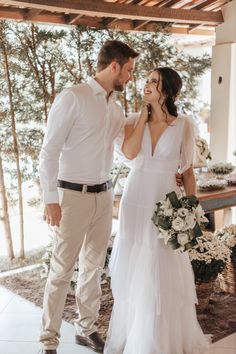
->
[39,90,78,204]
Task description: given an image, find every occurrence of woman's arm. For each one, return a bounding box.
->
[182,166,196,195]
[122,107,148,160]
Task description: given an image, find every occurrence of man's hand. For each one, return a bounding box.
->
[175,172,183,187]
[44,203,61,227]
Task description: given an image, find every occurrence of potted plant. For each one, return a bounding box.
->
[188,231,230,313]
[215,224,236,295]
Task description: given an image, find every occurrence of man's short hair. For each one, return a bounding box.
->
[97,40,139,72]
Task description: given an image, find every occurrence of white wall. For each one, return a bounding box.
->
[210,1,236,163]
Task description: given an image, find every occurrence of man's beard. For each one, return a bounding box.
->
[113,78,125,92]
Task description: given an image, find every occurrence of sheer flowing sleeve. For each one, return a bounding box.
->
[114,112,140,164]
[178,116,196,174]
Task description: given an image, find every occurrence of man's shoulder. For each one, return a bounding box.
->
[63,83,92,96]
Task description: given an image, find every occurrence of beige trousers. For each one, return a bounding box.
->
[39,187,113,349]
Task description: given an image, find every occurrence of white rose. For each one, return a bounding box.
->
[185,214,196,229]
[177,208,188,218]
[177,233,189,246]
[161,198,171,210]
[172,217,184,231]
[164,208,173,217]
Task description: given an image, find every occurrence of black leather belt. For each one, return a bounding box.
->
[58,179,113,193]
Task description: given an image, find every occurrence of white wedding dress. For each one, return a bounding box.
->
[104,114,210,354]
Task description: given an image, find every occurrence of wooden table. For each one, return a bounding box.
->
[197,186,236,229]
[113,186,236,230]
[197,186,236,213]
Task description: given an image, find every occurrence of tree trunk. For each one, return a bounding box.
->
[0,152,15,260]
[3,42,25,259]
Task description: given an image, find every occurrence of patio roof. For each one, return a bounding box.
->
[0,0,231,36]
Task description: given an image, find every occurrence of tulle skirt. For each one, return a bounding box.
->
[104,195,210,354]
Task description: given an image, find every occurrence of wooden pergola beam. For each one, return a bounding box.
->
[67,14,83,25]
[0,6,216,36]
[0,0,224,25]
[0,6,66,23]
[22,8,41,20]
[188,23,203,32]
[133,19,150,30]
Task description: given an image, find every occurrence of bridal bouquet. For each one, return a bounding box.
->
[152,191,208,252]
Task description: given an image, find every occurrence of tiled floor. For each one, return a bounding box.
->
[0,286,92,354]
[0,286,235,354]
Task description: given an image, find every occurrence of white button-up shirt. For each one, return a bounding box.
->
[39,78,124,204]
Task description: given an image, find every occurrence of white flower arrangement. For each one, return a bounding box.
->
[226,174,236,186]
[210,162,235,175]
[195,137,212,165]
[197,178,227,191]
[188,231,231,282]
[215,224,236,248]
[152,191,208,253]
[189,232,231,264]
[215,225,236,262]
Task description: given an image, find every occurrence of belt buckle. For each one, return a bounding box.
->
[82,184,87,193]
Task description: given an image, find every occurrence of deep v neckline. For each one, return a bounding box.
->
[147,116,179,157]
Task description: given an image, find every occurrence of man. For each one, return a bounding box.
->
[38,40,139,354]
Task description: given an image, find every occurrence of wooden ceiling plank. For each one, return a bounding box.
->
[162,0,183,7]
[194,0,220,10]
[138,0,163,5]
[0,0,224,25]
[102,17,118,26]
[133,19,150,29]
[22,8,41,20]
[167,25,215,35]
[69,16,102,27]
[0,6,24,20]
[0,8,67,24]
[203,1,226,11]
[0,6,216,36]
[154,0,171,7]
[171,0,194,9]
[188,23,203,32]
[183,0,210,9]
[67,14,83,25]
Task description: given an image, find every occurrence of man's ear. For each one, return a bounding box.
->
[110,60,120,74]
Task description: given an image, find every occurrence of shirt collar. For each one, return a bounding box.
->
[87,77,116,100]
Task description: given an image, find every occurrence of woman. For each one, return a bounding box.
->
[105,68,210,354]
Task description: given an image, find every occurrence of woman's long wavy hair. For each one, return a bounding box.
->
[149,67,182,121]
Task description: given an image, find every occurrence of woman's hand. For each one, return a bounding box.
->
[139,102,150,123]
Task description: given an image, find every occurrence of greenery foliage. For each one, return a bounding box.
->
[0,20,211,217]
[191,259,226,283]
[0,16,212,261]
